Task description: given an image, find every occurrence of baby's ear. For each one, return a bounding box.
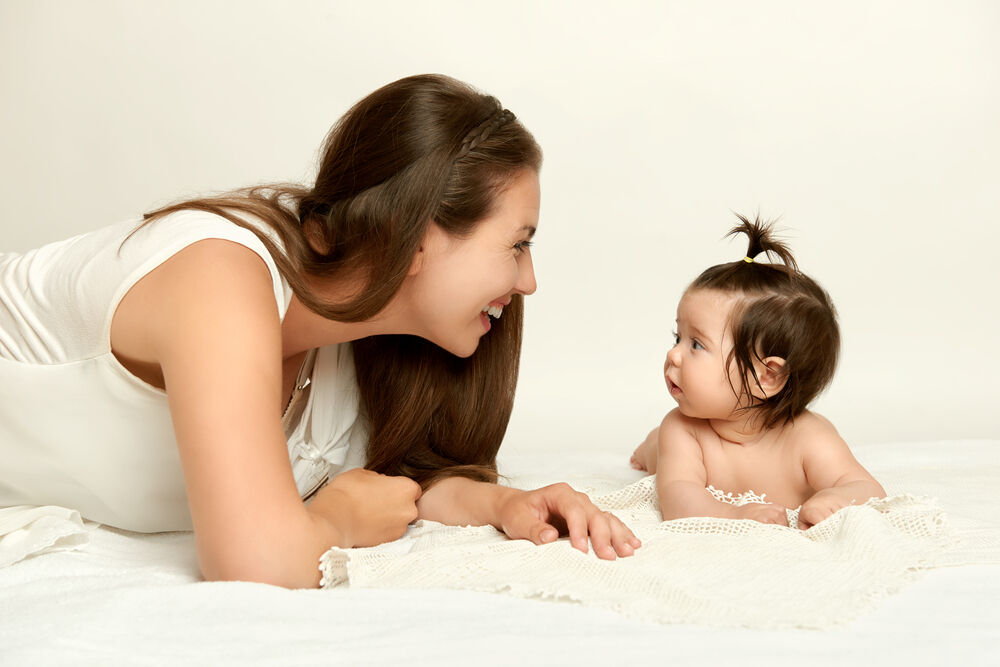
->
[750,356,788,399]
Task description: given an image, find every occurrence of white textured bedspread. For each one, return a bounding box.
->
[1,440,998,666]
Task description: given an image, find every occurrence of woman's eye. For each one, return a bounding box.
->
[514,240,533,254]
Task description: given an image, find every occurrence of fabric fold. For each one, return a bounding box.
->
[286,343,368,498]
[319,477,983,629]
[0,505,89,568]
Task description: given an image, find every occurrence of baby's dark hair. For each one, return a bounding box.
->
[689,213,839,429]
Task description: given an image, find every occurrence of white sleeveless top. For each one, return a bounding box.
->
[0,210,367,534]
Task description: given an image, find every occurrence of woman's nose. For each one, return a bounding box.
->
[515,252,537,296]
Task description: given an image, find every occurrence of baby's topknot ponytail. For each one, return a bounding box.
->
[726,213,798,271]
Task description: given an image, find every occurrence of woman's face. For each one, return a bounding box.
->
[409,169,540,357]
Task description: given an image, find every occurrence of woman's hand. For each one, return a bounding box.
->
[495,483,641,560]
[309,469,422,548]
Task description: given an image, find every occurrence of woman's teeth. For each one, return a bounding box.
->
[482,305,503,319]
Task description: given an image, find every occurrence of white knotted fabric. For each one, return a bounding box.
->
[319,476,995,629]
[283,344,369,500]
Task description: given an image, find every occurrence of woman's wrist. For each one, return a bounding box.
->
[487,483,521,530]
[418,476,515,528]
[305,488,353,549]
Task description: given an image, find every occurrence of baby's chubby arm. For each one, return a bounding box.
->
[798,413,886,529]
[655,410,786,524]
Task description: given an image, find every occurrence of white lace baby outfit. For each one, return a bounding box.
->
[0,210,366,565]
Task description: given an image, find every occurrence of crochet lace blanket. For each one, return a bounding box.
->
[320,477,998,629]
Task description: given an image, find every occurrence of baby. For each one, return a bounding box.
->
[631,215,885,529]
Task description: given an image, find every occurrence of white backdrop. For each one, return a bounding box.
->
[2,0,997,453]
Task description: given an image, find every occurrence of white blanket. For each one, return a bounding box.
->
[320,479,987,629]
[1,440,998,666]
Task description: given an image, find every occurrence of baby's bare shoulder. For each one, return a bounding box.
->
[659,409,713,452]
[784,410,847,451]
[656,409,709,482]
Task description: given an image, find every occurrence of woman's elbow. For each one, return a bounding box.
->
[198,549,321,589]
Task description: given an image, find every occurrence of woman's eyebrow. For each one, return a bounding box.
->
[519,225,537,238]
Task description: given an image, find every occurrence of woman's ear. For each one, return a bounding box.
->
[409,221,444,277]
[303,219,331,255]
[407,246,425,276]
[750,356,788,399]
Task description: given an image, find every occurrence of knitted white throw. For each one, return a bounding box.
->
[320,477,993,629]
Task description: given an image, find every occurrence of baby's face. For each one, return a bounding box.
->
[664,289,745,419]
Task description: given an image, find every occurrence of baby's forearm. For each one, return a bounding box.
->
[657,480,740,520]
[826,479,886,504]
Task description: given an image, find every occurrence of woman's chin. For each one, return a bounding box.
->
[427,334,480,359]
[452,339,481,358]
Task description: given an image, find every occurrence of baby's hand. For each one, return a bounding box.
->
[734,503,789,526]
[798,489,851,529]
[630,426,660,472]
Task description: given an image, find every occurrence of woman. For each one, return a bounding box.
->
[0,74,640,587]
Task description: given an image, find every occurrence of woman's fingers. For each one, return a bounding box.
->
[529,518,559,545]
[500,484,642,558]
[585,510,615,559]
[542,485,640,559]
[560,496,591,553]
[609,514,640,555]
[496,489,557,545]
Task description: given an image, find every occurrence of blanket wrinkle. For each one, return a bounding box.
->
[0,505,90,568]
[319,476,994,629]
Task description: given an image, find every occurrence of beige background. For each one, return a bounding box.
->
[2,0,997,452]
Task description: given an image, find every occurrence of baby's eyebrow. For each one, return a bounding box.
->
[680,321,715,346]
[693,328,715,345]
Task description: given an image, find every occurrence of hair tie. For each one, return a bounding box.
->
[743,256,754,264]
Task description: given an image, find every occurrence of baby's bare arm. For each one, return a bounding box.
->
[797,413,886,528]
[655,410,784,523]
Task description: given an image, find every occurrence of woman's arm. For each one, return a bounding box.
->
[656,410,788,524]
[417,476,641,559]
[141,240,419,587]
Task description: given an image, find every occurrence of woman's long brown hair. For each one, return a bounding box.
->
[136,74,542,488]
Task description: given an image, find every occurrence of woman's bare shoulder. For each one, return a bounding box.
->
[112,238,282,372]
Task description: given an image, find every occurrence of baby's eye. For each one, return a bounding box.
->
[671,330,680,345]
[692,339,705,351]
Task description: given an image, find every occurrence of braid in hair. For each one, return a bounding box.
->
[454,107,516,161]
